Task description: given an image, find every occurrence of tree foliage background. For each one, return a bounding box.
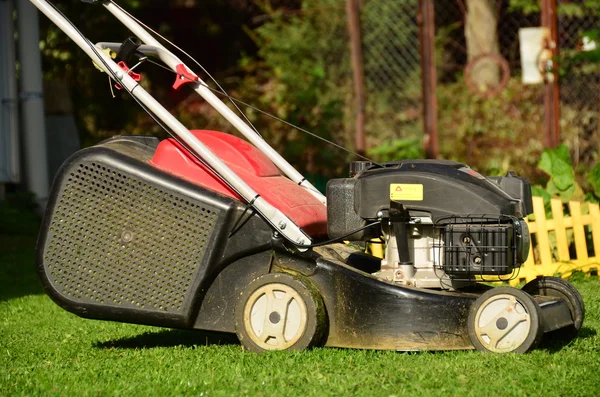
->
[38,0,600,197]
[40,0,262,142]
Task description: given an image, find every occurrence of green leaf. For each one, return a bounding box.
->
[550,156,575,191]
[547,180,577,202]
[588,163,600,197]
[553,144,572,164]
[558,2,585,17]
[531,185,550,200]
[508,0,540,14]
[312,65,325,79]
[584,192,600,203]
[581,29,600,42]
[545,179,560,196]
[537,150,552,175]
[538,145,575,191]
[531,185,552,218]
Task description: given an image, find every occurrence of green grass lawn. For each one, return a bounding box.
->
[1,200,600,397]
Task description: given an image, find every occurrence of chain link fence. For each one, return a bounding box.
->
[420,0,599,175]
[557,0,600,169]
[431,1,546,176]
[361,0,422,148]
[235,0,598,174]
[227,0,424,163]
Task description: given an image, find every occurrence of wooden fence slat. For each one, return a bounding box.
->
[569,201,588,262]
[527,219,537,234]
[532,196,552,265]
[551,199,570,262]
[512,199,598,285]
[590,203,600,259]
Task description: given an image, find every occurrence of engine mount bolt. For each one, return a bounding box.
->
[474,256,482,264]
[376,211,384,218]
[278,220,287,230]
[462,236,471,244]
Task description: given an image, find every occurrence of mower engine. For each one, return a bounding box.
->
[327,160,533,289]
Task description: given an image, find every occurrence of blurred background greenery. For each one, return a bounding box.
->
[38,0,600,200]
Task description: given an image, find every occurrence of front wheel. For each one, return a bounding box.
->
[468,287,543,353]
[522,276,585,340]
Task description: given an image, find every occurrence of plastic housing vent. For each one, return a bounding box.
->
[42,158,219,315]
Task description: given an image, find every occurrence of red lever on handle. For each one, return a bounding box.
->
[114,61,142,91]
[173,64,199,90]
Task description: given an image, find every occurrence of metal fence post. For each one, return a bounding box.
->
[346,0,366,156]
[418,0,438,159]
[541,0,560,148]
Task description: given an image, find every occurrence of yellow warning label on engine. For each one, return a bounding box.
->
[390,184,423,201]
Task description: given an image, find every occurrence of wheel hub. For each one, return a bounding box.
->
[269,311,281,324]
[474,294,531,352]
[243,283,308,350]
[496,317,508,330]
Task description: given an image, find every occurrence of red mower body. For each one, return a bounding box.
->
[150,130,328,238]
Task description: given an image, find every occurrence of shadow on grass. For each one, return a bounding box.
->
[0,235,44,302]
[0,195,44,302]
[94,328,240,350]
[539,326,597,352]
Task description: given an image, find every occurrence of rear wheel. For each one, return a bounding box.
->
[468,287,543,353]
[522,276,585,340]
[235,273,326,352]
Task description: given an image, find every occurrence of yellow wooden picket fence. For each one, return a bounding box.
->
[511,196,600,285]
[367,197,600,284]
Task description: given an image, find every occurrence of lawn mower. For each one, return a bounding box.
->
[33,0,584,353]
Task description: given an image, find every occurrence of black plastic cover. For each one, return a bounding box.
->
[489,173,534,215]
[326,160,530,239]
[326,178,378,240]
[117,36,143,63]
[36,137,273,329]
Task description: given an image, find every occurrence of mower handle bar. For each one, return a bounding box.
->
[29,0,319,247]
[100,2,324,204]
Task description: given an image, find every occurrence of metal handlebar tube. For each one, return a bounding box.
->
[29,0,313,246]
[101,1,326,205]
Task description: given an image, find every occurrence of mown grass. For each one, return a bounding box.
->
[1,200,599,396]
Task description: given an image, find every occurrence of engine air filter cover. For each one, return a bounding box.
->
[443,221,520,277]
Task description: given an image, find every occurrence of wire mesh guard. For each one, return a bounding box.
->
[434,215,524,281]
